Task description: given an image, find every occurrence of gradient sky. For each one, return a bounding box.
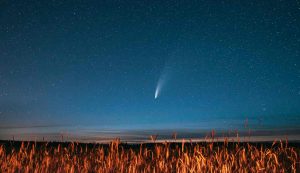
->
[1,0,300,139]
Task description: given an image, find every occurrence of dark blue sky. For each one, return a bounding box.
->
[1,0,300,138]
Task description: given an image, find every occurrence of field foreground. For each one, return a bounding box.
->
[0,139,300,172]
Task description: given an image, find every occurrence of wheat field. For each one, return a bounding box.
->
[0,138,299,172]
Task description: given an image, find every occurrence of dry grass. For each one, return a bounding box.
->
[0,138,299,172]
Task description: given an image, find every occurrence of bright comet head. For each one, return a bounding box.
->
[154,89,158,99]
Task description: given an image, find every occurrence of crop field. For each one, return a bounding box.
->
[0,138,299,172]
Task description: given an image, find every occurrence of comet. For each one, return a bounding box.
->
[154,78,163,99]
[154,63,172,99]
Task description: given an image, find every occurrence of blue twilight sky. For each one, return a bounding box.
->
[0,0,300,139]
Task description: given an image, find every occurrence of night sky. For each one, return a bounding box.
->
[1,0,300,140]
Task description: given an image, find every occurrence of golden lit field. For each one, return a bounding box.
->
[0,139,299,172]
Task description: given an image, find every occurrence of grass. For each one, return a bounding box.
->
[0,137,300,172]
